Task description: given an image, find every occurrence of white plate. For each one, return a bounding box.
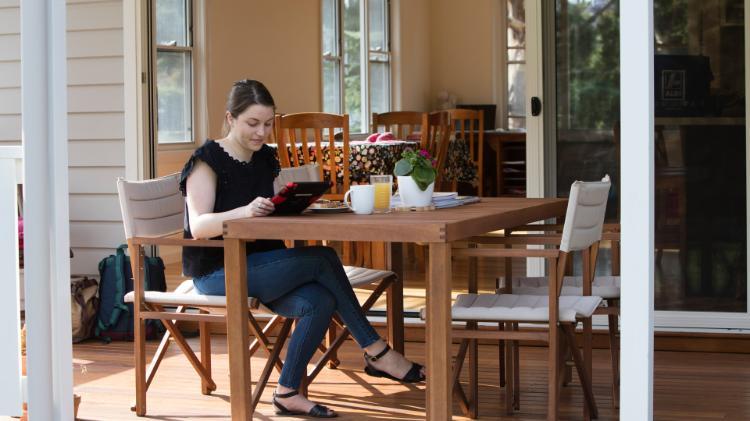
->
[308,205,351,214]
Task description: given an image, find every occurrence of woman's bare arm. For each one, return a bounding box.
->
[185,160,274,239]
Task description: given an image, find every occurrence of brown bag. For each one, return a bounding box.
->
[71,276,99,343]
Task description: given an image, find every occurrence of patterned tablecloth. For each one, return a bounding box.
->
[443,137,479,186]
[271,140,419,184]
[271,138,477,187]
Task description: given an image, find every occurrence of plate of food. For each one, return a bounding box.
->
[308,199,351,214]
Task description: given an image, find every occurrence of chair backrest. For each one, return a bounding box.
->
[446,108,484,160]
[422,111,451,182]
[560,175,612,252]
[372,111,425,140]
[117,173,184,239]
[273,164,322,194]
[275,112,350,199]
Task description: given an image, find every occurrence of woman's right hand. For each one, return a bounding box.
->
[245,196,275,217]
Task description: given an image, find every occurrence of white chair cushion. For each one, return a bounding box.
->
[124,267,392,310]
[450,293,602,323]
[124,279,273,313]
[500,275,620,299]
[344,265,395,287]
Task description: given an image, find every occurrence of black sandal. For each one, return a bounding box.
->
[272,390,337,418]
[363,344,425,383]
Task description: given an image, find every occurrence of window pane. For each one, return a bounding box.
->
[343,0,363,132]
[508,116,526,130]
[508,47,525,62]
[508,63,526,117]
[322,0,338,55]
[157,51,192,143]
[156,0,189,47]
[369,61,389,116]
[507,0,525,48]
[368,0,386,52]
[323,60,341,114]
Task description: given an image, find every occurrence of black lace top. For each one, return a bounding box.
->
[179,140,285,278]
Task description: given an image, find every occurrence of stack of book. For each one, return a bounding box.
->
[391,192,480,209]
[431,192,481,209]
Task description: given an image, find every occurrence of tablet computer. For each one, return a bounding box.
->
[270,181,333,215]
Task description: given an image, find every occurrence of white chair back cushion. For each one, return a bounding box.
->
[273,164,321,194]
[117,173,184,239]
[559,175,611,252]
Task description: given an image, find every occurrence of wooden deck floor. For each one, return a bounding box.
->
[68,336,750,420]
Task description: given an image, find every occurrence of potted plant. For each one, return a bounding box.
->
[393,148,437,207]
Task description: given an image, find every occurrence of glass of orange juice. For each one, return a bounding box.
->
[370,175,392,213]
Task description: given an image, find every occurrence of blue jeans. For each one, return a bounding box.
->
[193,246,381,389]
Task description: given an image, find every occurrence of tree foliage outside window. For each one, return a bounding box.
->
[556,0,620,131]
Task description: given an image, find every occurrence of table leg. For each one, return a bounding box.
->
[427,242,452,420]
[387,242,405,354]
[224,238,252,420]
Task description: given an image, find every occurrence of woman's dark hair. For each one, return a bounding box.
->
[223,79,275,135]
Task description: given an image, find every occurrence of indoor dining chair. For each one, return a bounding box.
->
[275,112,350,200]
[117,173,293,416]
[371,111,425,140]
[445,176,611,420]
[445,108,485,196]
[421,110,452,189]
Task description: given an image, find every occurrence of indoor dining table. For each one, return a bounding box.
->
[221,197,567,419]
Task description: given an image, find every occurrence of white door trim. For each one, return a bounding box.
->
[524,0,546,277]
[524,0,545,200]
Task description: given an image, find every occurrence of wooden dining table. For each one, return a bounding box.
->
[221,197,567,420]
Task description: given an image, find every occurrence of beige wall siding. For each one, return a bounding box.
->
[0,1,20,146]
[67,0,126,275]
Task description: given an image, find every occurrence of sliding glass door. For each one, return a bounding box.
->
[652,0,747,322]
[527,0,749,328]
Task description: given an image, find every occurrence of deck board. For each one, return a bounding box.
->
[66,337,750,420]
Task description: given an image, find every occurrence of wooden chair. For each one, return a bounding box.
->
[271,166,404,389]
[371,111,424,140]
[275,112,350,200]
[447,176,611,420]
[445,108,485,196]
[477,221,621,409]
[421,111,451,189]
[116,173,293,416]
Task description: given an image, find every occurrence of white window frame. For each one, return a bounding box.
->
[148,0,206,155]
[495,0,527,131]
[322,0,391,133]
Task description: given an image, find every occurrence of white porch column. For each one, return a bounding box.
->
[21,0,73,419]
[620,1,655,420]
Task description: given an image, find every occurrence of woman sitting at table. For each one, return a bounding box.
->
[180,79,425,418]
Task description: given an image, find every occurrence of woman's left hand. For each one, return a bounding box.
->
[247,197,275,217]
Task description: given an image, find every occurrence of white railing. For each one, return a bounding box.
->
[0,146,24,416]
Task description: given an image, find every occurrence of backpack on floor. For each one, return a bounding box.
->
[95,244,167,342]
[71,276,99,343]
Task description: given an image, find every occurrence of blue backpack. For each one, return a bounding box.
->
[95,244,167,342]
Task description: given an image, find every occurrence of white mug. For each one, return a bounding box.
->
[343,184,375,215]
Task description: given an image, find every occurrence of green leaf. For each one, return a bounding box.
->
[412,166,436,191]
[394,159,413,176]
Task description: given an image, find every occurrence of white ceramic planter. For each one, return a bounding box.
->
[397,176,434,207]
